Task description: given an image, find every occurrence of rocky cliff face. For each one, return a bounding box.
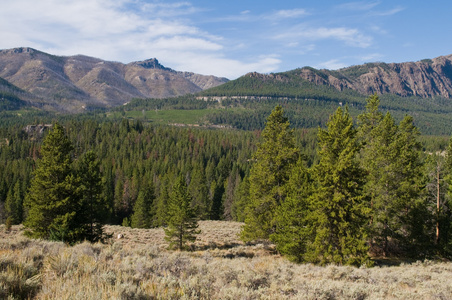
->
[0,47,228,112]
[295,55,452,98]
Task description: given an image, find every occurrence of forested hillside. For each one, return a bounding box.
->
[111,91,452,135]
[0,120,256,227]
[0,118,315,232]
[2,94,452,263]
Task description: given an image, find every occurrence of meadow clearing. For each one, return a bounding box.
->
[1,221,452,299]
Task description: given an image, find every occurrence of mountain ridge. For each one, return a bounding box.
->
[0,47,228,112]
[3,47,452,114]
[245,55,452,99]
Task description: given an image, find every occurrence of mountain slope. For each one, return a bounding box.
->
[298,56,452,98]
[203,55,452,100]
[0,47,228,112]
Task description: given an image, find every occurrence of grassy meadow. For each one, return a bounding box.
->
[1,221,452,299]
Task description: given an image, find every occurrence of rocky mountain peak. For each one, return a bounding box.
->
[131,58,172,71]
[0,47,37,55]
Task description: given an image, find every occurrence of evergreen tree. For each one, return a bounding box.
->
[164,176,200,250]
[5,181,23,225]
[241,105,299,241]
[209,179,225,220]
[231,176,250,222]
[270,158,313,262]
[23,123,80,243]
[222,166,241,220]
[396,116,429,256]
[440,138,452,257]
[77,150,106,242]
[307,107,371,266]
[361,112,426,256]
[153,173,172,227]
[188,164,209,218]
[357,93,383,142]
[131,179,155,228]
[423,152,447,255]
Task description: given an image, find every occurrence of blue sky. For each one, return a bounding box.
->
[1,0,451,79]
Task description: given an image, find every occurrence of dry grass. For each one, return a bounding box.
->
[1,222,452,299]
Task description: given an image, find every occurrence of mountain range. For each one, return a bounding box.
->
[293,56,452,98]
[2,47,452,113]
[201,55,452,101]
[0,47,228,112]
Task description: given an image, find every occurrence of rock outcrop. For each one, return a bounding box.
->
[295,55,452,98]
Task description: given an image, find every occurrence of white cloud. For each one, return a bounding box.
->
[0,0,269,78]
[373,6,404,16]
[166,52,281,78]
[140,2,200,17]
[271,9,308,19]
[359,53,384,62]
[152,36,223,51]
[336,1,380,11]
[274,25,372,48]
[315,59,348,70]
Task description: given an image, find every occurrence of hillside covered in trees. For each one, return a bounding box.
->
[1,94,452,264]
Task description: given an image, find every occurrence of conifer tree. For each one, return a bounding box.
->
[164,176,200,250]
[209,179,224,220]
[270,158,313,262]
[307,107,371,266]
[357,93,383,142]
[77,150,105,242]
[231,176,250,222]
[395,116,429,255]
[439,138,452,257]
[360,110,426,256]
[153,173,172,227]
[188,164,209,218]
[241,105,299,241]
[5,181,23,225]
[24,123,80,242]
[131,179,155,228]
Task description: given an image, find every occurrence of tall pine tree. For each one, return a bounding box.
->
[24,123,80,242]
[164,176,200,250]
[77,150,106,242]
[131,178,155,228]
[359,101,427,257]
[307,107,371,266]
[270,158,313,262]
[241,105,299,241]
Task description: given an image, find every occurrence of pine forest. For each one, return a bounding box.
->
[1,93,451,265]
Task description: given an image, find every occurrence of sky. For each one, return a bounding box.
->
[1,0,451,79]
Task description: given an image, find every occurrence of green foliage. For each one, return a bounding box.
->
[164,176,200,250]
[131,179,155,228]
[188,164,210,219]
[76,150,106,242]
[4,181,23,225]
[438,138,452,257]
[230,176,250,222]
[241,105,299,241]
[23,124,106,244]
[270,158,313,262]
[0,91,28,111]
[3,94,452,264]
[24,123,80,243]
[306,107,371,266]
[358,95,428,257]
